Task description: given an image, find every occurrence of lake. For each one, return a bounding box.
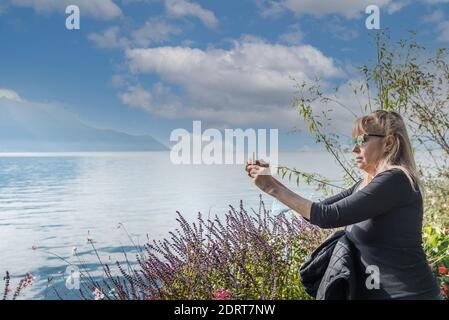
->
[0,151,346,299]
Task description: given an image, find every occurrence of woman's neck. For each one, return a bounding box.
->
[367,164,383,182]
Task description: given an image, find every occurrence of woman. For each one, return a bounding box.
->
[245,110,442,300]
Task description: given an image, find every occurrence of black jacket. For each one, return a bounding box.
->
[299,230,358,300]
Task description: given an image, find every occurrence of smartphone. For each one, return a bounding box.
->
[252,152,269,167]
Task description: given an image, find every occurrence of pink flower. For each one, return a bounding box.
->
[441,284,448,299]
[213,289,231,300]
[93,287,104,300]
[21,273,35,288]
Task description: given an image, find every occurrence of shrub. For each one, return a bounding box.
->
[2,272,35,300]
[423,226,449,299]
[135,198,326,300]
[20,197,327,300]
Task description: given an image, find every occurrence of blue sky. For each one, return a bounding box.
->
[0,0,448,150]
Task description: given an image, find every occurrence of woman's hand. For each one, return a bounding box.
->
[245,159,278,196]
[245,159,313,220]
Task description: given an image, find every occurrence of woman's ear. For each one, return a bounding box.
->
[384,135,395,152]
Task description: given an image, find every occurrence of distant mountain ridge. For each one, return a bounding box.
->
[0,98,168,152]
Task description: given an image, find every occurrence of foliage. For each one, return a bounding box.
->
[2,272,35,300]
[281,30,448,227]
[423,226,449,299]
[279,30,449,299]
[136,198,326,300]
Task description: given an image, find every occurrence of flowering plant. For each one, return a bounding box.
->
[423,226,449,300]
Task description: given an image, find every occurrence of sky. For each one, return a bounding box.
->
[0,0,448,150]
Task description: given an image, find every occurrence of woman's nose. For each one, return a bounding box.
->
[352,145,360,153]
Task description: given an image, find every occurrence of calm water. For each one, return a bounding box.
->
[0,151,343,299]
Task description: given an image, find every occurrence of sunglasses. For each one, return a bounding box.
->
[353,133,385,147]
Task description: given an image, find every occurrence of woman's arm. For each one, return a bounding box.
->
[265,178,365,223]
[268,178,313,220]
[309,169,416,228]
[246,161,362,221]
[267,181,362,221]
[247,162,415,229]
[317,180,362,205]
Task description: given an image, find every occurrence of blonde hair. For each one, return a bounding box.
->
[352,110,422,193]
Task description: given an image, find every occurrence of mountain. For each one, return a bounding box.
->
[0,98,168,152]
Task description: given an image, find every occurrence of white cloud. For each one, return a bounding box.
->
[437,21,449,42]
[89,18,182,49]
[386,0,410,14]
[0,3,9,14]
[259,0,449,19]
[10,0,122,20]
[88,26,129,49]
[423,9,445,22]
[309,79,368,135]
[120,0,159,3]
[278,23,303,45]
[111,74,128,88]
[118,83,183,118]
[0,88,22,101]
[121,36,344,127]
[421,9,449,43]
[422,0,449,3]
[165,0,218,28]
[257,0,393,19]
[131,17,182,47]
[256,0,285,18]
[321,17,359,41]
